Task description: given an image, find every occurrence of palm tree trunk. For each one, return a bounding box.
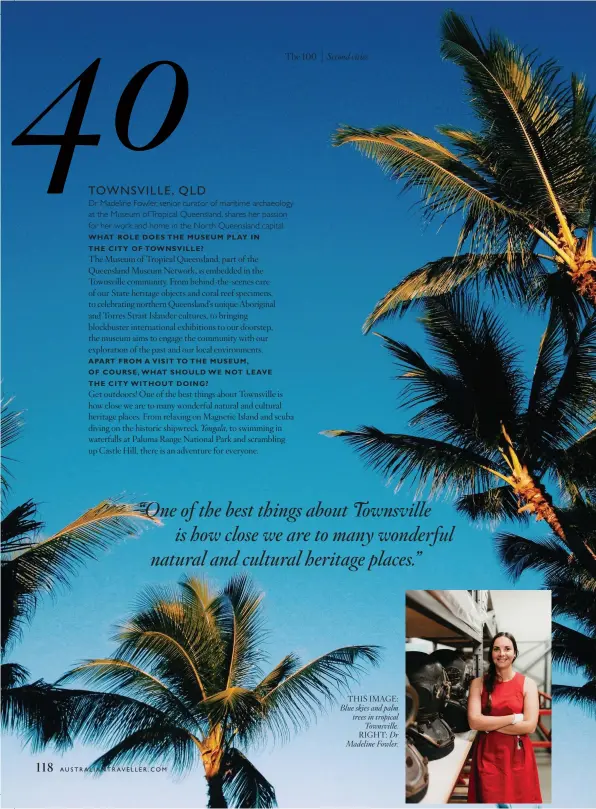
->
[206,774,228,809]
[199,729,226,808]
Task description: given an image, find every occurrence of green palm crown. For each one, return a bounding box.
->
[59,575,381,808]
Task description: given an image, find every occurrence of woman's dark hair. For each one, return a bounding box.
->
[482,632,518,715]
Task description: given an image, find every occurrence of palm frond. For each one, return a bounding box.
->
[436,125,496,176]
[417,295,523,446]
[322,427,495,499]
[112,591,212,708]
[59,658,198,728]
[552,622,596,678]
[552,682,596,717]
[551,584,596,634]
[377,318,519,456]
[179,576,217,616]
[222,748,277,808]
[260,645,381,742]
[214,575,266,691]
[2,661,30,688]
[334,124,522,256]
[1,680,74,751]
[1,500,43,553]
[363,252,543,331]
[539,317,596,450]
[87,723,197,776]
[496,532,570,581]
[326,285,594,528]
[440,11,584,234]
[1,400,23,450]
[2,500,159,655]
[254,655,300,698]
[456,485,521,522]
[49,687,172,750]
[555,425,596,500]
[528,270,592,351]
[525,319,565,451]
[1,401,24,494]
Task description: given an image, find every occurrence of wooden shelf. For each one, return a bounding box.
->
[420,730,476,804]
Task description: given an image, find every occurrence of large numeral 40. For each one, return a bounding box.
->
[12,59,189,193]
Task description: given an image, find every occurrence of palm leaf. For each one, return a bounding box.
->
[528,270,592,352]
[440,11,578,236]
[112,592,213,708]
[325,290,594,526]
[539,317,596,450]
[2,500,159,654]
[334,125,523,257]
[552,682,596,717]
[524,319,565,450]
[363,252,543,331]
[216,575,266,691]
[59,658,198,728]
[222,748,277,808]
[552,622,596,678]
[41,687,180,753]
[1,680,75,751]
[1,661,30,688]
[416,295,524,447]
[496,532,571,581]
[1,501,44,554]
[0,401,24,494]
[87,723,197,776]
[254,654,300,697]
[322,427,495,499]
[259,645,381,741]
[555,425,596,500]
[456,485,521,522]
[551,584,596,634]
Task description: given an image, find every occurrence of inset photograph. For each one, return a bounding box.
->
[405,589,551,804]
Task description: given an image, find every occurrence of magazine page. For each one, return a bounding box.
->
[2,2,595,807]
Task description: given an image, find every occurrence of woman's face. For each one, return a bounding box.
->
[491,637,516,670]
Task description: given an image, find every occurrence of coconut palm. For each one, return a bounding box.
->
[1,401,159,749]
[334,11,596,334]
[59,575,381,808]
[323,294,596,562]
[497,502,596,717]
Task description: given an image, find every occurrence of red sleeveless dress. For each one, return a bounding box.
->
[468,672,542,803]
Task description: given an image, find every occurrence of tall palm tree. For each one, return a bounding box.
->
[323,294,596,564]
[497,502,596,717]
[59,575,381,808]
[1,401,159,749]
[334,11,596,334]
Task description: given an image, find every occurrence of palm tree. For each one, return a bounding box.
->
[497,502,596,717]
[1,401,159,749]
[59,575,381,808]
[323,294,596,563]
[334,11,596,334]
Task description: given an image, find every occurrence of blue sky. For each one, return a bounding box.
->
[2,2,595,806]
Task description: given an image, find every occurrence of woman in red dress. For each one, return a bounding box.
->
[467,632,542,803]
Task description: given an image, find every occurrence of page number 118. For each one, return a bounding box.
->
[12,59,189,194]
